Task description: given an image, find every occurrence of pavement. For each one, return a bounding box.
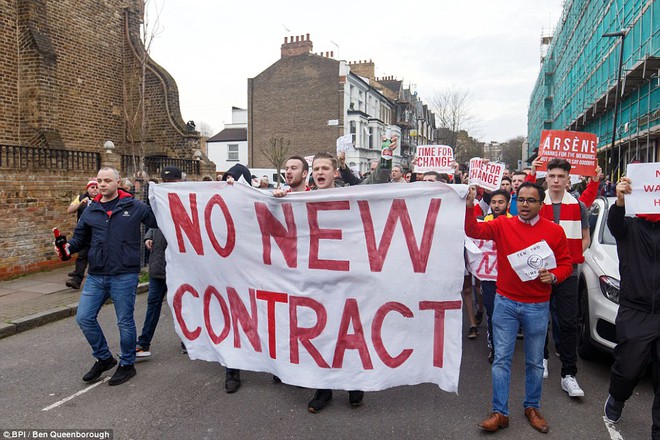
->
[0,264,147,339]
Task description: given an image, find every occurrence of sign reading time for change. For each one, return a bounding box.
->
[414,145,454,174]
[468,158,505,191]
[625,162,660,214]
[150,182,468,393]
[537,130,598,176]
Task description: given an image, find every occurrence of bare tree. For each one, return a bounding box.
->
[260,137,291,187]
[124,0,163,179]
[197,121,215,138]
[428,87,477,158]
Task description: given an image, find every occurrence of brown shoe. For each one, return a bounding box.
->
[525,407,549,433]
[478,412,509,432]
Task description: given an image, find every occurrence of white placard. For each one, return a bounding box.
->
[625,162,660,214]
[414,145,454,173]
[336,134,355,153]
[468,158,505,191]
[506,240,557,282]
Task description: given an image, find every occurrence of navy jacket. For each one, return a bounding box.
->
[69,190,157,275]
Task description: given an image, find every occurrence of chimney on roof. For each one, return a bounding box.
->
[281,33,313,58]
[348,59,375,80]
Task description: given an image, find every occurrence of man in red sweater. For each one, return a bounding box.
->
[466,181,573,434]
[527,158,596,397]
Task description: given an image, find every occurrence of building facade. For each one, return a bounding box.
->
[0,0,213,279]
[248,34,434,175]
[207,107,248,173]
[528,0,659,176]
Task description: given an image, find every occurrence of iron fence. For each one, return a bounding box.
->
[122,155,200,178]
[0,145,100,171]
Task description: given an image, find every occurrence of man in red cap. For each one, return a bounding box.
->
[65,180,100,289]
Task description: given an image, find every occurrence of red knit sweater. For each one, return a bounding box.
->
[464,207,573,303]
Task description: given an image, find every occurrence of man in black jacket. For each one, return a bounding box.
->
[135,166,182,359]
[604,176,660,439]
[60,166,156,386]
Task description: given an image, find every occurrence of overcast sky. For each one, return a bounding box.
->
[148,0,564,143]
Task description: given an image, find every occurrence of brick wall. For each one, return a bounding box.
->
[0,169,94,280]
[248,54,345,169]
[0,0,214,279]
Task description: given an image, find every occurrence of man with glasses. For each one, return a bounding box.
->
[466,181,573,433]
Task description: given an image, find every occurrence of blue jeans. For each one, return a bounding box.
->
[137,277,168,350]
[491,294,549,416]
[76,273,139,366]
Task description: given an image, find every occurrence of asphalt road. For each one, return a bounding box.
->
[0,295,653,440]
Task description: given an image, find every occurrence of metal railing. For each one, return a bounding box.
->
[121,155,200,177]
[0,145,100,171]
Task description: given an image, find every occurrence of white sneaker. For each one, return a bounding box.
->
[561,375,584,397]
[135,347,151,358]
[543,359,548,379]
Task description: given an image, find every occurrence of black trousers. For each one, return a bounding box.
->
[72,245,89,282]
[609,305,660,439]
[544,275,579,377]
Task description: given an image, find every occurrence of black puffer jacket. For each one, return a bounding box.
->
[607,204,660,313]
[145,228,168,279]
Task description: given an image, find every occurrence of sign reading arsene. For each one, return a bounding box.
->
[150,182,467,393]
[537,130,598,176]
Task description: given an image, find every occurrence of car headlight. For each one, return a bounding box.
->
[599,275,620,304]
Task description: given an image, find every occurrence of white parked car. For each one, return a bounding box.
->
[578,196,621,358]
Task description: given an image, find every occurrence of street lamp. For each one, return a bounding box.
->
[602,29,627,179]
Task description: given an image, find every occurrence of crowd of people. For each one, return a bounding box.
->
[56,148,660,437]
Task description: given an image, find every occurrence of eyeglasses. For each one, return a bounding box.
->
[517,198,539,205]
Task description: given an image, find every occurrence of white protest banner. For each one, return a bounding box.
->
[465,238,498,281]
[336,134,355,153]
[468,158,505,191]
[414,145,454,173]
[304,155,314,167]
[506,240,557,282]
[150,182,467,393]
[537,130,598,176]
[625,162,660,214]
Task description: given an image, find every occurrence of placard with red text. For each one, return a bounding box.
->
[150,182,467,393]
[414,145,454,173]
[468,158,505,191]
[625,162,660,214]
[537,130,598,176]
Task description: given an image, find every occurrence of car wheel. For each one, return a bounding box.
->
[578,285,597,360]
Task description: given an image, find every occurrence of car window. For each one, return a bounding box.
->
[588,204,599,240]
[601,221,616,245]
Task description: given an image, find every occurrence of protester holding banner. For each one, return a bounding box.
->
[280,152,366,413]
[466,181,573,434]
[604,175,660,437]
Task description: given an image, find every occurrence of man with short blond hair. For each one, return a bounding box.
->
[59,166,156,386]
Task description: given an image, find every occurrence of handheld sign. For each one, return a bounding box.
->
[468,158,505,191]
[336,134,355,153]
[625,162,660,214]
[507,240,557,282]
[537,130,598,176]
[414,145,454,173]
